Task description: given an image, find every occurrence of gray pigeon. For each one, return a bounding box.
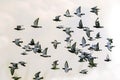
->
[62,61,72,73]
[77,19,85,29]
[63,27,74,37]
[53,15,61,21]
[51,60,59,70]
[105,43,114,52]
[31,18,42,28]
[74,6,85,17]
[80,69,88,74]
[104,54,111,62]
[14,25,25,31]
[80,37,90,47]
[64,9,72,17]
[40,48,51,57]
[95,32,101,39]
[12,39,23,47]
[51,40,61,49]
[94,18,103,28]
[33,72,43,80]
[18,61,26,67]
[68,42,76,53]
[90,6,99,15]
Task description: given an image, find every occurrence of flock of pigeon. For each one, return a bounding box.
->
[9,6,114,80]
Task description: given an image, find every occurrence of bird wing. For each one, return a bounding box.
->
[82,37,86,44]
[42,48,48,55]
[79,20,83,27]
[34,18,39,26]
[71,42,76,51]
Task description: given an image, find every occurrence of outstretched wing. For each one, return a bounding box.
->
[82,37,86,44]
[65,61,69,68]
[79,19,83,28]
[71,42,76,51]
[34,18,39,26]
[42,48,48,55]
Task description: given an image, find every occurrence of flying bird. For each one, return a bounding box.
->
[68,42,76,53]
[14,25,25,31]
[12,38,23,47]
[90,6,100,15]
[56,25,64,29]
[40,48,51,57]
[31,18,42,28]
[80,69,88,74]
[104,54,111,62]
[53,15,61,21]
[62,61,72,73]
[80,37,90,47]
[28,39,35,45]
[63,27,74,37]
[94,18,103,28]
[51,40,61,49]
[18,61,26,67]
[33,71,43,80]
[51,60,59,70]
[95,32,101,39]
[77,19,85,29]
[64,9,73,17]
[74,6,85,17]
[105,43,114,52]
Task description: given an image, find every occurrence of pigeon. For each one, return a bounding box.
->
[28,39,35,45]
[51,60,59,70]
[105,43,114,52]
[94,18,103,28]
[51,40,61,49]
[80,37,90,47]
[95,32,101,39]
[56,25,64,29]
[80,69,88,74]
[62,61,72,73]
[53,15,61,21]
[12,39,23,47]
[33,72,43,80]
[40,48,51,57]
[68,42,76,53]
[12,76,21,80]
[64,9,72,17]
[77,19,85,29]
[88,43,101,51]
[104,54,111,62]
[14,25,25,31]
[74,6,85,17]
[63,27,74,37]
[31,18,42,28]
[90,6,99,15]
[18,61,26,67]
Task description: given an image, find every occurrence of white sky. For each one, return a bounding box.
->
[0,0,120,80]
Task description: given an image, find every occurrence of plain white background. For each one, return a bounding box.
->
[0,0,120,80]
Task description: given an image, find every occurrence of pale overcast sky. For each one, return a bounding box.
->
[0,0,120,80]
